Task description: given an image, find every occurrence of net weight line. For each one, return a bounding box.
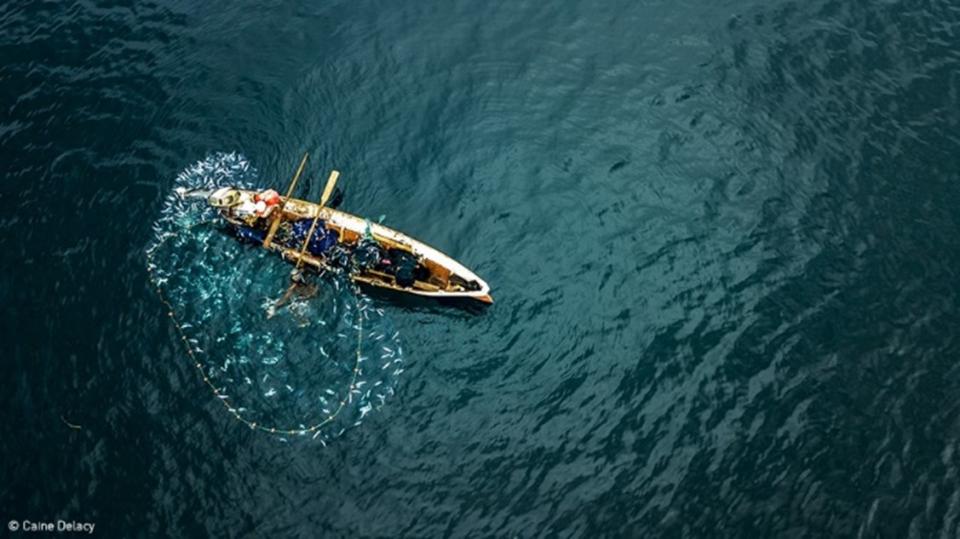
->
[146,222,364,438]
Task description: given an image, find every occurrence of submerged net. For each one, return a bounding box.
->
[146,153,404,443]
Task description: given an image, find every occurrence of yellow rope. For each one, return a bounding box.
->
[146,223,364,437]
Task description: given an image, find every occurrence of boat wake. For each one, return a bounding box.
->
[146,153,404,443]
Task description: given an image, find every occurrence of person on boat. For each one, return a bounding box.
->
[254,189,281,218]
[267,268,318,319]
[233,197,259,224]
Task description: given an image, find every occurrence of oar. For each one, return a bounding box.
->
[263,152,310,248]
[291,169,341,270]
[319,169,340,207]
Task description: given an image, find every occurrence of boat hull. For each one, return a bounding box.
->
[224,191,492,304]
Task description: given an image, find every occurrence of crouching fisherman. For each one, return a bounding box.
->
[266,268,319,319]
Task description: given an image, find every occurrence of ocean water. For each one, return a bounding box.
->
[3,0,960,536]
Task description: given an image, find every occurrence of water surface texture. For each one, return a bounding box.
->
[3,0,960,536]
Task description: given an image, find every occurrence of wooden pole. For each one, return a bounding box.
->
[283,153,310,204]
[320,170,340,206]
[263,152,309,248]
[293,213,323,270]
[292,169,340,270]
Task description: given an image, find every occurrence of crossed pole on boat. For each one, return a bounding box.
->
[292,169,340,269]
[262,152,309,249]
[262,151,341,269]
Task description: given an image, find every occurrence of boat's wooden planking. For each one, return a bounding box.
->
[258,193,491,303]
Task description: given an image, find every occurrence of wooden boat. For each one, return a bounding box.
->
[179,155,492,304]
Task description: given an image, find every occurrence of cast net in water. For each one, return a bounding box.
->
[145,153,404,443]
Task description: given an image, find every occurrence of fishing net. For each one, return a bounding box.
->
[146,153,404,443]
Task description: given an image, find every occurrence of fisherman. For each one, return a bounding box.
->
[233,196,260,224]
[254,189,282,218]
[266,267,319,319]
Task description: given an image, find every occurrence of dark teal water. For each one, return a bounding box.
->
[4,0,960,536]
